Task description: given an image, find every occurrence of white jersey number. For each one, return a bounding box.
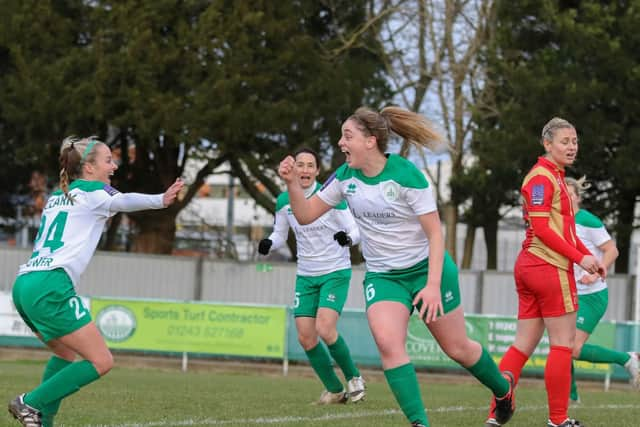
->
[294,292,300,308]
[69,296,88,320]
[365,283,376,302]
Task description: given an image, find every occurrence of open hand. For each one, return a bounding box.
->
[412,284,443,324]
[162,178,184,207]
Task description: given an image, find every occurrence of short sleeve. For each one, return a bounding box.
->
[587,226,612,248]
[405,186,437,215]
[317,172,344,207]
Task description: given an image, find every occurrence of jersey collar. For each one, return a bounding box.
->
[537,156,565,177]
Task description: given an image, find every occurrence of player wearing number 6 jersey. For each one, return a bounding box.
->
[278,107,515,427]
[259,148,365,404]
[8,136,183,427]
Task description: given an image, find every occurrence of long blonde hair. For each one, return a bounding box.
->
[348,106,446,153]
[58,136,105,202]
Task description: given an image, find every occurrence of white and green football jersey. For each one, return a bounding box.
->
[269,182,359,276]
[574,209,612,294]
[19,180,163,287]
[317,154,436,273]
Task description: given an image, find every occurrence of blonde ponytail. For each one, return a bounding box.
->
[58,135,105,203]
[380,106,447,152]
[348,106,446,153]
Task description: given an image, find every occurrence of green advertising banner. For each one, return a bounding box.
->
[91,298,286,358]
[484,316,615,375]
[406,314,488,367]
[407,314,615,377]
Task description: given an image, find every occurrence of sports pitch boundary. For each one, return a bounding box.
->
[87,403,640,427]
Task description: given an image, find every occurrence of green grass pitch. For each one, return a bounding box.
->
[1,359,639,426]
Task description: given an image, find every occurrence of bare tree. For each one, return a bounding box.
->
[366,0,496,265]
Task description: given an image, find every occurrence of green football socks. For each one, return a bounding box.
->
[327,335,360,381]
[384,363,429,426]
[466,347,510,397]
[24,360,100,410]
[570,362,579,401]
[40,356,72,427]
[305,342,344,393]
[578,343,631,365]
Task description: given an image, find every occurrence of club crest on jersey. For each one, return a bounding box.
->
[382,181,400,203]
[531,184,545,206]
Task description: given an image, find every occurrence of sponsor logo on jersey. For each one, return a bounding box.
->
[294,224,327,234]
[346,182,357,196]
[531,184,545,206]
[103,185,120,196]
[382,181,400,203]
[96,305,137,342]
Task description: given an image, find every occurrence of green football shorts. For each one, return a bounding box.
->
[576,288,608,334]
[363,251,461,316]
[294,268,351,317]
[12,268,92,342]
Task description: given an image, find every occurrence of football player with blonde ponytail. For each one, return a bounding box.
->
[8,136,183,427]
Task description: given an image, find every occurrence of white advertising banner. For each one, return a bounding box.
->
[0,291,36,337]
[0,291,90,338]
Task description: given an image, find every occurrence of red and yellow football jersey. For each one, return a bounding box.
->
[520,156,583,270]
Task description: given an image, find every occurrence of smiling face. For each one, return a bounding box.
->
[338,118,376,169]
[294,151,319,189]
[543,127,578,168]
[82,143,118,184]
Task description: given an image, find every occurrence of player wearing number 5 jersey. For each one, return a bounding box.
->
[8,136,183,427]
[259,148,365,405]
[278,107,515,427]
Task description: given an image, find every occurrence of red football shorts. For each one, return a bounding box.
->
[514,250,577,319]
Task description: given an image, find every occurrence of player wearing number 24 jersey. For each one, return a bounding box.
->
[9,136,183,427]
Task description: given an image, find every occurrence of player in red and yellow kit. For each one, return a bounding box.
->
[484,118,606,427]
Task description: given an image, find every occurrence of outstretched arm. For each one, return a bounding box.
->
[109,178,183,213]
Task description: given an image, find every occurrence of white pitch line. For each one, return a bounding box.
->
[83,403,640,427]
